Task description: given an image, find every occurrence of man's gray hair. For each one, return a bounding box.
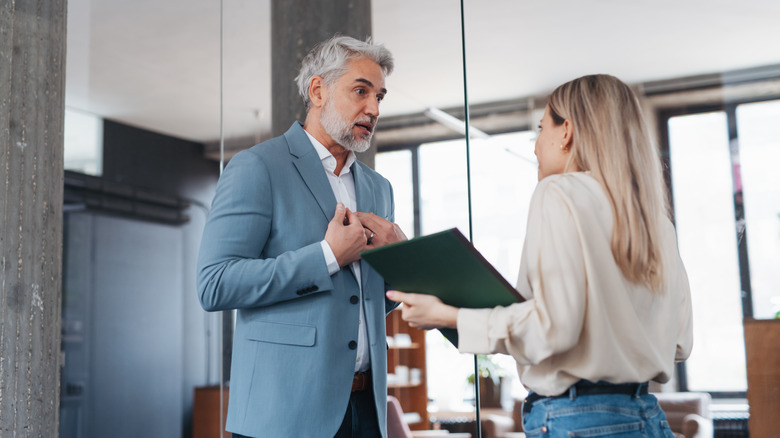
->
[296,35,394,111]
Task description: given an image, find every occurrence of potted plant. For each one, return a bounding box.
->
[467,355,505,408]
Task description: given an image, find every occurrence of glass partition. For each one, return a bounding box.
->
[417,132,538,411]
[61,1,221,437]
[217,0,471,434]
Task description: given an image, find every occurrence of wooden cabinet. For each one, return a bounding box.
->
[193,386,231,438]
[386,309,428,430]
[744,318,780,438]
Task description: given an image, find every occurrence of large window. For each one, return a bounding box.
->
[667,111,746,393]
[663,97,780,394]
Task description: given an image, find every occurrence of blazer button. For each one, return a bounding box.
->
[348,341,357,350]
[350,295,359,304]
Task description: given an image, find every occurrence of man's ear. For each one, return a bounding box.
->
[562,119,574,149]
[309,76,326,109]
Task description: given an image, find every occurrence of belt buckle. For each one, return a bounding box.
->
[352,371,370,392]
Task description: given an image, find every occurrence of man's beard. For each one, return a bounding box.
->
[320,98,374,153]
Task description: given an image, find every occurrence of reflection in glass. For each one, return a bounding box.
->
[736,100,780,319]
[668,112,747,392]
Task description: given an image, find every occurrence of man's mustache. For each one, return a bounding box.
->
[353,117,377,134]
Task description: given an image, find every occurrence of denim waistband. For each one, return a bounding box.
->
[523,380,649,414]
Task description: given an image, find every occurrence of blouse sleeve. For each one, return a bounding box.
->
[671,226,694,362]
[457,178,588,365]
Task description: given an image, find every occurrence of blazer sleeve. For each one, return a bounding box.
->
[196,150,334,312]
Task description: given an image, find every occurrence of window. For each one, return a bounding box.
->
[667,111,746,393]
[663,97,780,394]
[418,132,538,280]
[64,107,103,176]
[374,149,415,238]
[377,130,538,409]
[735,100,780,319]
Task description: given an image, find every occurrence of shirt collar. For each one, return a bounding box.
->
[305,130,356,175]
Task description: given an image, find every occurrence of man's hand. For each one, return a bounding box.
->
[385,290,459,329]
[325,203,367,266]
[355,212,408,249]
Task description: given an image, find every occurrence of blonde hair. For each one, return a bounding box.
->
[548,74,669,291]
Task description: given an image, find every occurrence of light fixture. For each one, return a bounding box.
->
[424,107,490,139]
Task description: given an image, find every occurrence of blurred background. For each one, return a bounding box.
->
[58,0,780,436]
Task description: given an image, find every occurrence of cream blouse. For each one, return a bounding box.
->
[457,172,693,396]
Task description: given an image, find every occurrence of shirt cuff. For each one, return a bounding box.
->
[456,307,493,354]
[320,240,340,276]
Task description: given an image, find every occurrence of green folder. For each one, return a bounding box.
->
[361,228,524,346]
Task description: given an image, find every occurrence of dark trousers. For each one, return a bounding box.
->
[334,382,380,438]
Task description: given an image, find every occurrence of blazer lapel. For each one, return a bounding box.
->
[285,123,336,223]
[352,162,376,216]
[352,162,376,288]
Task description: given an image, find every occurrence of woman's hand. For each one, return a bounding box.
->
[386,290,459,330]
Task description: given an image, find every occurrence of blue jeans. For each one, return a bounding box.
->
[522,392,676,438]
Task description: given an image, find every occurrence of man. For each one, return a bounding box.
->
[197,35,406,438]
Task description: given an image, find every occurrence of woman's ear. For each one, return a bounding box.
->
[309,76,326,109]
[562,119,574,149]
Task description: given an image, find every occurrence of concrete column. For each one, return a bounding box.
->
[270,0,372,143]
[0,0,66,436]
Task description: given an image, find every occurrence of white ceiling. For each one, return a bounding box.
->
[64,0,780,145]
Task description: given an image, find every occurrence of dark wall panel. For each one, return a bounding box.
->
[102,120,219,205]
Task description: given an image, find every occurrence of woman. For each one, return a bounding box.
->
[387,74,693,438]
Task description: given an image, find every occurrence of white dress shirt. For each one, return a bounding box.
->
[305,131,370,373]
[457,172,693,396]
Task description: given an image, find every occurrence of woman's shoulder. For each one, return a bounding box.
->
[535,172,603,200]
[531,172,611,223]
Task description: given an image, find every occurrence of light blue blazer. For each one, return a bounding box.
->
[197,122,398,437]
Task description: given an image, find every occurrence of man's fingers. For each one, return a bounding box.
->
[345,208,362,228]
[355,212,381,229]
[356,212,394,234]
[332,203,346,223]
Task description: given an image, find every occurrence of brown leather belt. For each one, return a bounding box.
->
[351,371,371,392]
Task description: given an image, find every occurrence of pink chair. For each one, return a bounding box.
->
[387,396,472,438]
